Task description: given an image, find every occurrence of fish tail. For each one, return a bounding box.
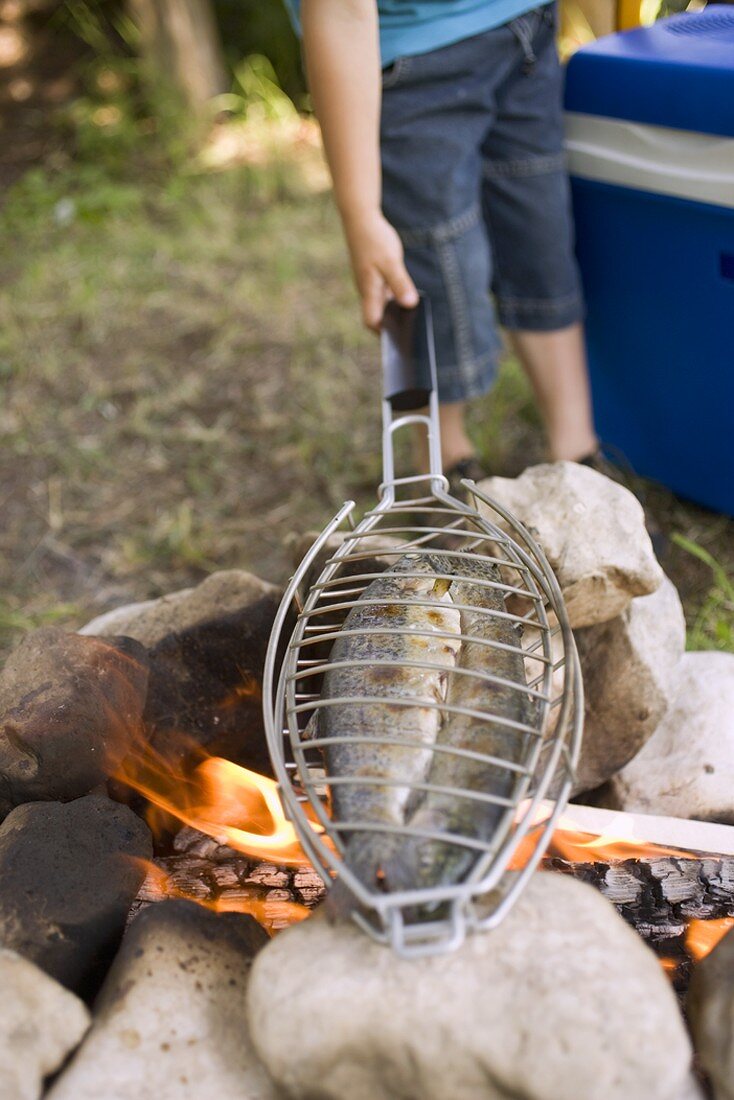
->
[380,838,422,895]
[324,833,396,921]
[323,876,360,923]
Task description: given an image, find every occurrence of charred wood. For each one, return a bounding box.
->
[548,856,734,936]
[131,826,326,931]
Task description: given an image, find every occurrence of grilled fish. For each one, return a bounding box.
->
[384,552,535,894]
[317,552,461,901]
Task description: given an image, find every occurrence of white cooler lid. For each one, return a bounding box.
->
[565,112,734,210]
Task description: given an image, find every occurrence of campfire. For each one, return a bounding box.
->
[121,736,734,985]
[1,463,732,1100]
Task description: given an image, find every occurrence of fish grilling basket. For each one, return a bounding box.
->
[263,300,583,958]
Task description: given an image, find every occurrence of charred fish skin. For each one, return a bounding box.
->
[318,553,460,900]
[385,553,535,894]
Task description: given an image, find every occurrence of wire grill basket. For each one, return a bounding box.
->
[263,302,583,957]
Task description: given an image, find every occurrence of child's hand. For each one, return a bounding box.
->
[343,209,419,332]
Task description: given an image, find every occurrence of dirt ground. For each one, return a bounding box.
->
[0,23,731,658]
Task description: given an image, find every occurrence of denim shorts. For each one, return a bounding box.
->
[380,3,584,403]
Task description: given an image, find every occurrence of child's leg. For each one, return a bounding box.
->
[481,4,596,462]
[509,324,597,461]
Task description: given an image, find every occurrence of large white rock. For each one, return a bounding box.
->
[247,874,691,1100]
[0,948,90,1100]
[603,651,734,822]
[79,570,279,647]
[476,462,663,628]
[49,900,282,1100]
[573,575,686,793]
[676,1076,708,1100]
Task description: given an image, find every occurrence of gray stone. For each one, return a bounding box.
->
[0,948,90,1100]
[248,873,691,1100]
[141,587,288,776]
[49,900,281,1100]
[688,925,734,1100]
[477,462,663,628]
[573,575,685,793]
[603,651,734,822]
[289,529,402,596]
[0,628,149,818]
[0,794,152,995]
[80,570,279,647]
[676,1076,708,1100]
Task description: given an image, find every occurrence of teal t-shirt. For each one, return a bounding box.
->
[284,0,542,67]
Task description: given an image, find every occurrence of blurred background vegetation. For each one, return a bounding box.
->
[0,0,731,657]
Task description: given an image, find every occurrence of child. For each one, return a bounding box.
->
[286,0,600,483]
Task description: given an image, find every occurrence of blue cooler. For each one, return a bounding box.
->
[564,8,734,514]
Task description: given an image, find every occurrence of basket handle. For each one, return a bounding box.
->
[380,297,444,491]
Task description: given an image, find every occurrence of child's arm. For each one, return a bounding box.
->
[301,0,418,330]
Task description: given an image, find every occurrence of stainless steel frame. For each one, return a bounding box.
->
[263,303,583,957]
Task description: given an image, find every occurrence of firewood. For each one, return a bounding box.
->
[548,856,734,938]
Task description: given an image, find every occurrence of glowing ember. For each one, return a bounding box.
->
[137,859,309,936]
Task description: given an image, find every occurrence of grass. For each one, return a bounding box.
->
[672,534,734,652]
[0,128,732,658]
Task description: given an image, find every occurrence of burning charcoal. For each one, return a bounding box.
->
[131,842,320,935]
[292,867,327,907]
[0,628,149,820]
[141,593,291,776]
[602,652,734,824]
[211,864,240,888]
[0,794,152,996]
[79,569,280,648]
[476,461,664,628]
[47,900,281,1100]
[172,825,222,857]
[172,825,242,862]
[547,854,734,993]
[689,926,734,1100]
[248,874,692,1100]
[0,948,90,1100]
[572,575,685,793]
[245,864,289,889]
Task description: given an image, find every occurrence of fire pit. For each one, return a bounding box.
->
[1,461,732,1100]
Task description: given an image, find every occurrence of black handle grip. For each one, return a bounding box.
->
[381,297,437,412]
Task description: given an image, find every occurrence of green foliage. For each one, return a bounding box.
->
[45,0,306,182]
[214,0,305,103]
[0,162,143,231]
[55,0,137,55]
[51,1,206,172]
[119,502,219,571]
[672,534,734,652]
[225,54,300,124]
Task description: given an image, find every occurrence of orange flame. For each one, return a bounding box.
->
[685,917,734,962]
[116,740,316,866]
[510,812,734,976]
[510,810,696,871]
[659,957,679,976]
[120,732,732,963]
